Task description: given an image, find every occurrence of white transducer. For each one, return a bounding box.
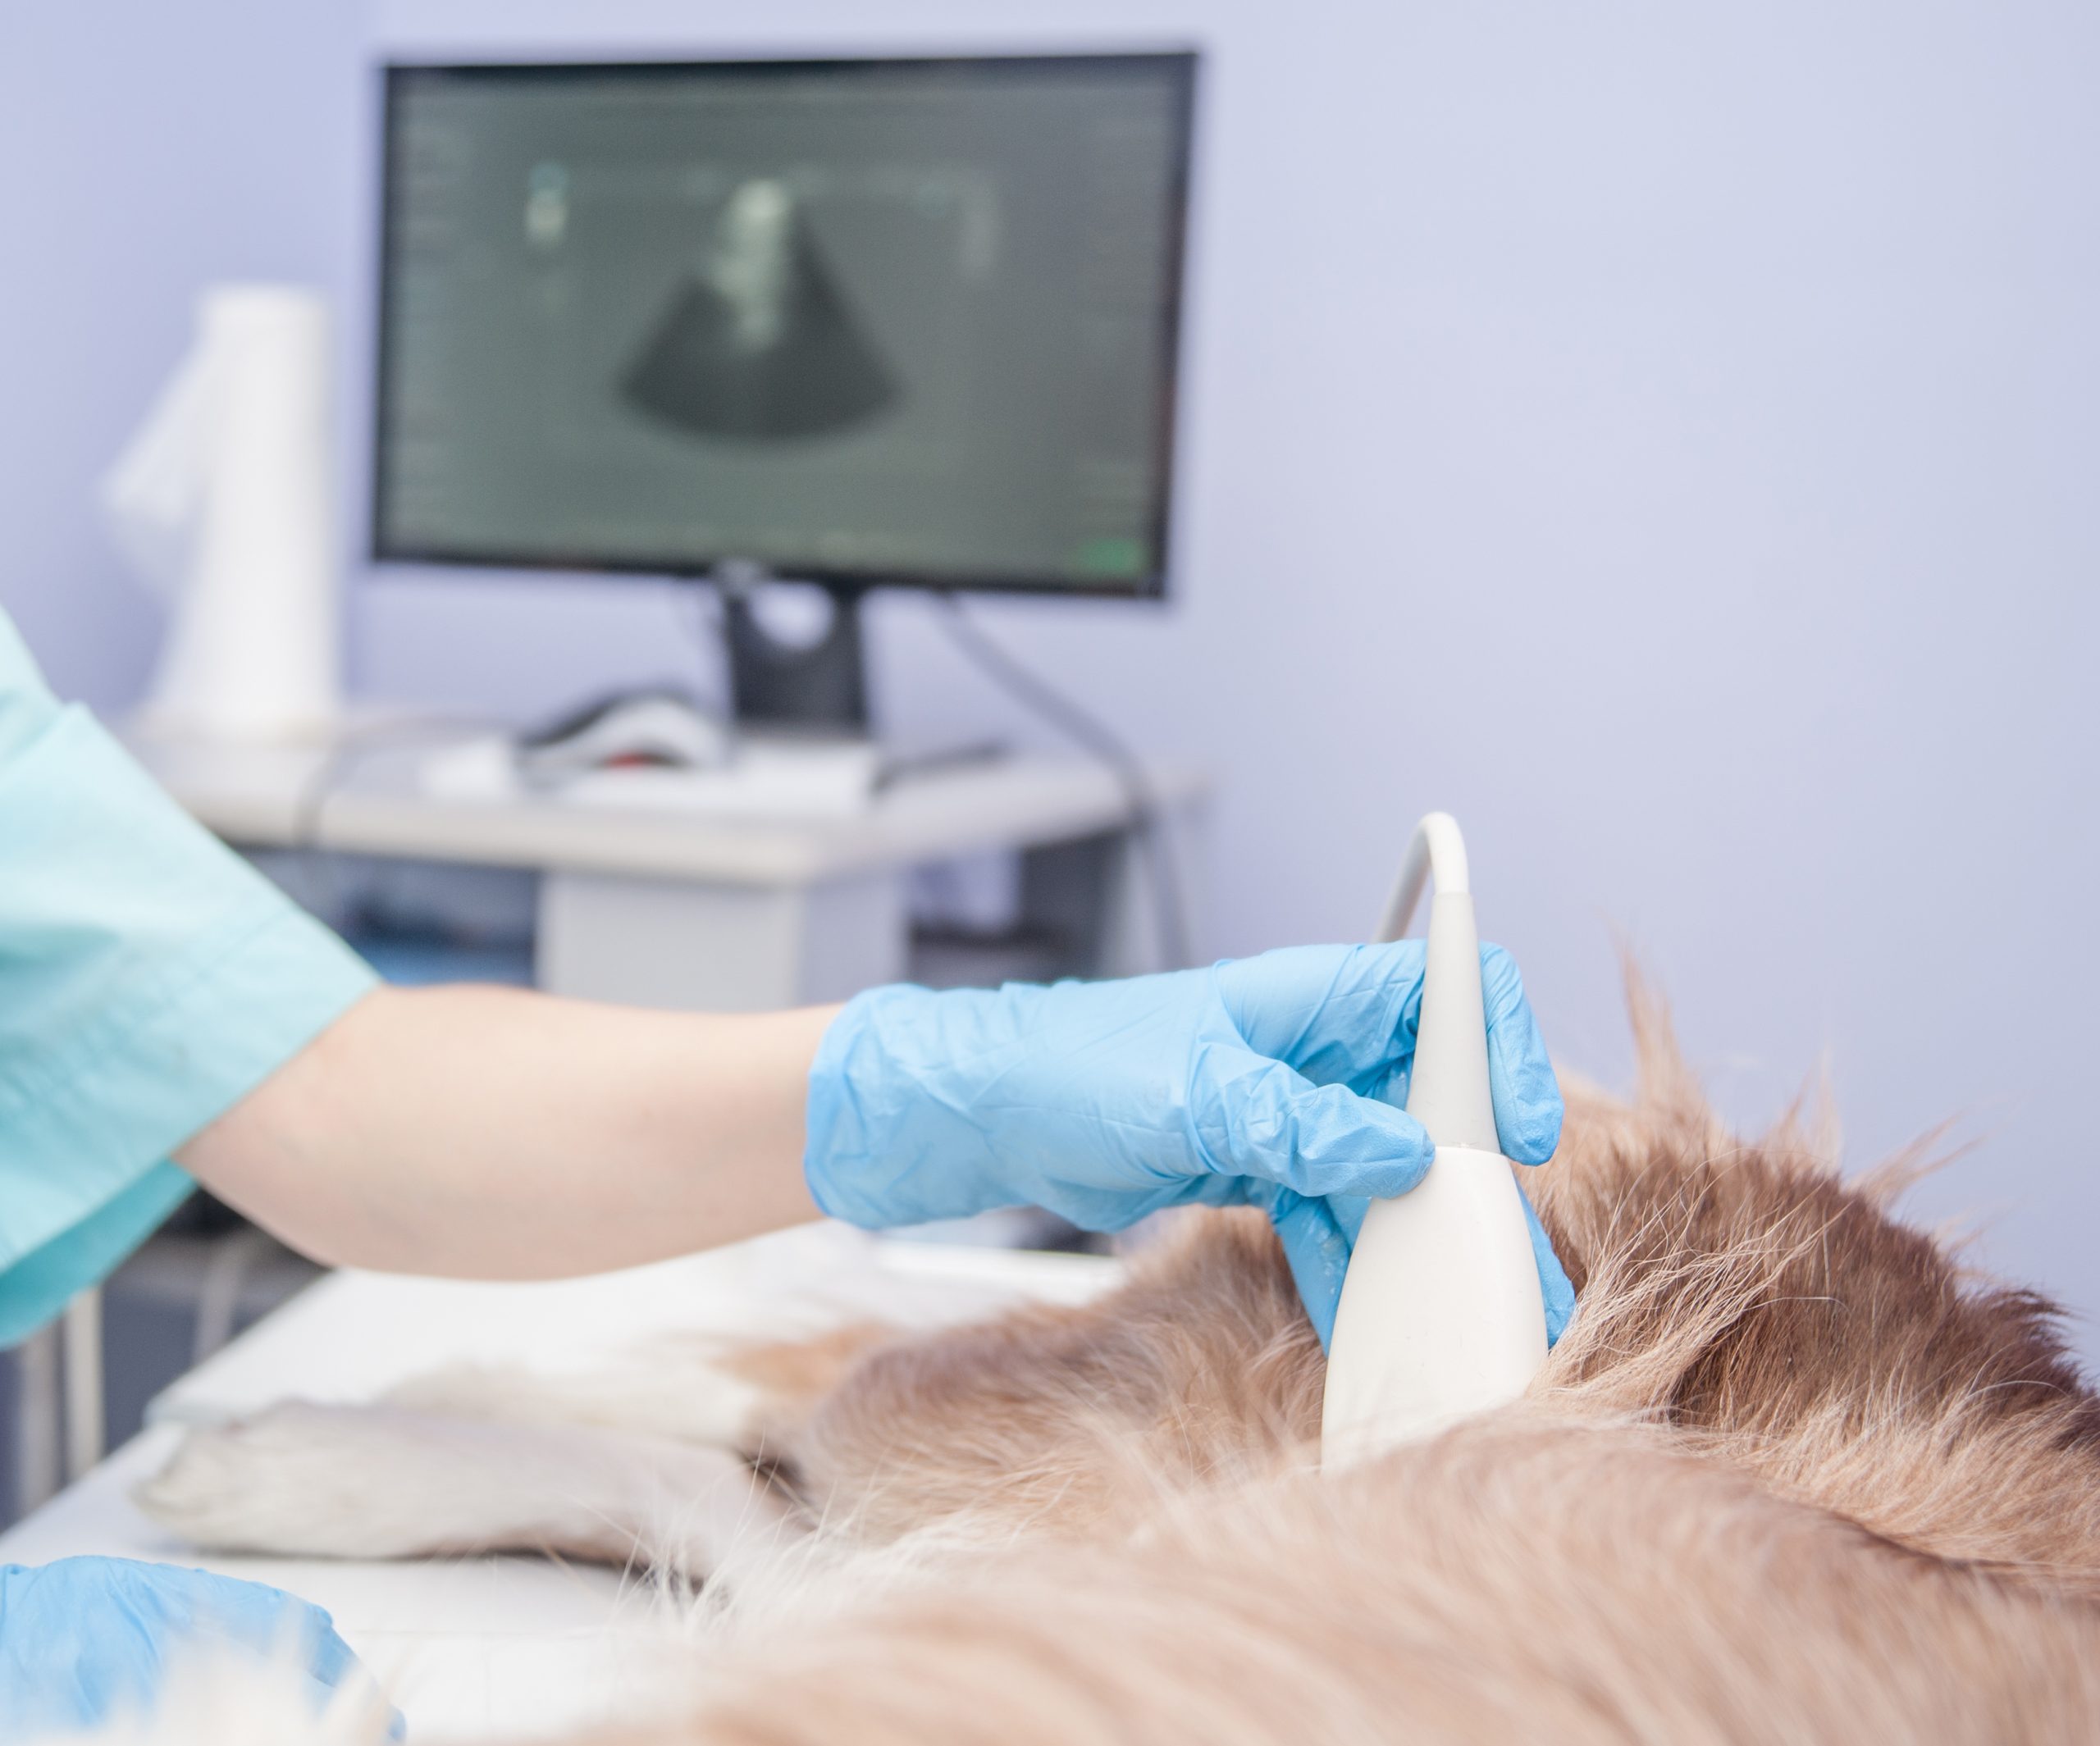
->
[1319,813,1550,1468]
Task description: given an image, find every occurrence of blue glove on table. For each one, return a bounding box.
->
[806,941,1576,1347]
[0,1557,379,1736]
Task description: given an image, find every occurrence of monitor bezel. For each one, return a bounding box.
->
[369,50,1198,601]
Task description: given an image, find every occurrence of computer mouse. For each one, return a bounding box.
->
[514,688,729,784]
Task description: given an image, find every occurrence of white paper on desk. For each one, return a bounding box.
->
[418,735,880,818]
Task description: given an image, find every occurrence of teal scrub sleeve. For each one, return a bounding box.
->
[0,612,378,1345]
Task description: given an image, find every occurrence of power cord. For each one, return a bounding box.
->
[671,580,735,723]
[288,713,508,925]
[930,595,1192,972]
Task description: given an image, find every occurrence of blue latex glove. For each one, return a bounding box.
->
[0,1557,382,1737]
[806,941,1576,1347]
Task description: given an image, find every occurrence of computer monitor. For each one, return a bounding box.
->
[372,52,1198,727]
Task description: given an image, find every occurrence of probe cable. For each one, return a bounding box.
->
[930,595,1192,973]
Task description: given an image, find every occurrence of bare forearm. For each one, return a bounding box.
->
[177,984,837,1278]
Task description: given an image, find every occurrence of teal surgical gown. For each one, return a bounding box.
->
[0,610,376,1345]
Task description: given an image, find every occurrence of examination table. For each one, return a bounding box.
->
[0,1224,1119,1739]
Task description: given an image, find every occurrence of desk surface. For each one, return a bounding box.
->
[0,1224,1121,1739]
[131,727,1203,887]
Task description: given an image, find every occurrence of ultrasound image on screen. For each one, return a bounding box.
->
[374,58,1191,590]
[621,178,901,441]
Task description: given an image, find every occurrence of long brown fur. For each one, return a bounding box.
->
[141,973,2100,1741]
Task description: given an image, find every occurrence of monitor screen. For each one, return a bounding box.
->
[372,54,1195,595]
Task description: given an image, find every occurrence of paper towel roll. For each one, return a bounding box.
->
[103,285,342,742]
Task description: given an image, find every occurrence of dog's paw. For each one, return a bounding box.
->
[384,1340,767,1448]
[137,1402,465,1558]
[138,1398,805,1576]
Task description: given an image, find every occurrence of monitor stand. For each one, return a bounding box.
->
[712,570,1007,787]
[716,569,871,736]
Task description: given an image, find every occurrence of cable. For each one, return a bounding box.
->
[671,579,734,721]
[192,1226,281,1365]
[288,713,505,924]
[1375,812,1471,943]
[930,595,1192,971]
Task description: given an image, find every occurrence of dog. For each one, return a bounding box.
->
[136,973,2100,1742]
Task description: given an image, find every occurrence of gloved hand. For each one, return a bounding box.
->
[0,1557,384,1737]
[805,941,1576,1347]
[1263,1168,1576,1350]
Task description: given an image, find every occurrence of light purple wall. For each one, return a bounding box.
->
[0,1,366,702]
[7,2,2099,1353]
